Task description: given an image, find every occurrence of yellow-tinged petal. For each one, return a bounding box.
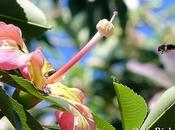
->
[55,101,96,130]
[46,82,85,104]
[29,48,46,89]
[42,60,54,75]
[47,82,96,130]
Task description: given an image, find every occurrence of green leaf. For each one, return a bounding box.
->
[0,70,27,91]
[93,113,115,130]
[0,0,50,38]
[0,70,67,109]
[114,82,147,130]
[43,125,60,130]
[0,88,43,130]
[141,87,175,129]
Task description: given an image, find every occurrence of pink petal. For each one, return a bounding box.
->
[55,110,75,130]
[50,84,96,130]
[0,22,25,49]
[0,49,32,70]
[55,104,96,130]
[30,48,44,68]
[74,104,96,130]
[19,65,30,80]
[19,48,45,80]
[74,104,92,119]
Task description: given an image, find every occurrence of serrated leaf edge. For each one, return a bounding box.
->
[114,82,147,130]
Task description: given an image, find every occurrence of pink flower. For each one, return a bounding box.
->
[55,104,96,130]
[0,11,117,130]
[47,82,96,130]
[0,21,46,89]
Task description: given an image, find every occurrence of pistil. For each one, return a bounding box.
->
[46,11,117,84]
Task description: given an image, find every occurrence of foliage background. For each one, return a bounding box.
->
[1,0,175,129]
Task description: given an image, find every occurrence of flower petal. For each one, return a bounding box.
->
[31,48,44,68]
[0,47,46,86]
[47,82,85,103]
[49,83,96,130]
[19,65,30,80]
[0,48,32,70]
[55,110,75,130]
[73,103,96,130]
[0,22,27,50]
[55,104,96,130]
[29,48,46,89]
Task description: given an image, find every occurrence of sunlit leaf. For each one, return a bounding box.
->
[141,87,175,129]
[93,113,115,130]
[114,82,147,130]
[0,70,67,109]
[0,0,50,38]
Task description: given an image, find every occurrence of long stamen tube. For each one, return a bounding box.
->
[46,11,117,84]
